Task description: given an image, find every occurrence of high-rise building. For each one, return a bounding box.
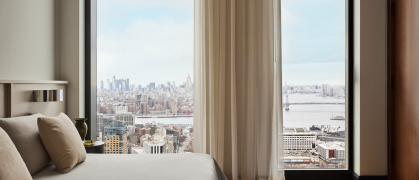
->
[186,74,193,91]
[112,75,116,91]
[102,118,128,154]
[166,129,180,153]
[165,135,174,153]
[115,112,135,127]
[107,79,110,90]
[150,126,158,135]
[96,113,104,140]
[150,82,155,90]
[321,84,329,97]
[121,80,126,91]
[172,81,176,91]
[108,76,130,92]
[138,102,150,114]
[126,78,130,91]
[100,80,104,90]
[177,97,183,106]
[107,103,114,114]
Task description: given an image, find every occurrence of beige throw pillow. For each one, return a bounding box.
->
[0,113,51,175]
[38,113,86,173]
[0,127,32,180]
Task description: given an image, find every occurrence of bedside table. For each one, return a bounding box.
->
[84,141,105,154]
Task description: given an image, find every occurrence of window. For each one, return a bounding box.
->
[95,0,194,154]
[281,0,349,169]
[87,0,354,176]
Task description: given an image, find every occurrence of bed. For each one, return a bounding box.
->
[33,154,226,180]
[0,80,226,180]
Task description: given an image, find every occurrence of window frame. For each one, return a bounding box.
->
[85,0,354,178]
[284,0,354,178]
[85,0,97,141]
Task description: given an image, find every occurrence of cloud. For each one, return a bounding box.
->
[97,2,194,87]
[105,0,193,12]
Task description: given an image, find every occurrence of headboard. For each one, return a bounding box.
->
[0,80,68,118]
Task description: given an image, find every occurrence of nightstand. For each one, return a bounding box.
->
[84,141,105,154]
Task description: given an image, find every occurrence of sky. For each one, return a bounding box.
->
[282,0,346,86]
[97,0,194,88]
[97,0,346,88]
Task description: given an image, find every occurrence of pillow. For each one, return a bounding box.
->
[0,113,51,175]
[38,113,86,173]
[0,127,32,180]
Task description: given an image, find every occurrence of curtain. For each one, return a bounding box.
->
[193,0,284,180]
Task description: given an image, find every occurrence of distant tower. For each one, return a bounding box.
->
[186,73,193,91]
[150,82,155,90]
[112,75,117,91]
[126,78,130,92]
[285,95,290,111]
[107,79,110,91]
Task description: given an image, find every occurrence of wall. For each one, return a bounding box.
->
[0,0,85,120]
[354,0,387,176]
[55,0,85,120]
[0,0,56,80]
[392,0,419,179]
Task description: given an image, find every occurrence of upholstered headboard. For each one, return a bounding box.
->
[0,80,68,118]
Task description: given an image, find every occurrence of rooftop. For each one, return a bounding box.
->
[283,127,315,135]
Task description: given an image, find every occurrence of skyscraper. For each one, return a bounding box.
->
[102,118,128,154]
[101,80,104,90]
[186,74,193,91]
[150,82,155,90]
[107,76,130,91]
[112,75,116,91]
[321,84,329,97]
[126,78,130,91]
[166,129,180,153]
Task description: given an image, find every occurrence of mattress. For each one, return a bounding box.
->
[32,153,226,180]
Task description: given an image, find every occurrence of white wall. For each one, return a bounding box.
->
[55,0,85,120]
[0,0,56,80]
[0,0,85,120]
[354,0,387,176]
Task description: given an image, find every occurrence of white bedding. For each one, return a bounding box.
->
[32,153,226,180]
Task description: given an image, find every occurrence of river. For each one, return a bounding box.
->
[135,93,346,130]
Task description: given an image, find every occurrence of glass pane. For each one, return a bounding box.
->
[282,0,346,169]
[96,0,194,154]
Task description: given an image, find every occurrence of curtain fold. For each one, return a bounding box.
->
[194,0,284,179]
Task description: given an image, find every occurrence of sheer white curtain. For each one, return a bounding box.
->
[193,0,284,180]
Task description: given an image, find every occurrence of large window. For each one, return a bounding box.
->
[281,0,348,169]
[95,0,194,154]
[89,0,352,173]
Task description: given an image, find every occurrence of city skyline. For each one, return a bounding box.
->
[99,74,193,92]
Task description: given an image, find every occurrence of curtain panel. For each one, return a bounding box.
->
[193,0,284,180]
